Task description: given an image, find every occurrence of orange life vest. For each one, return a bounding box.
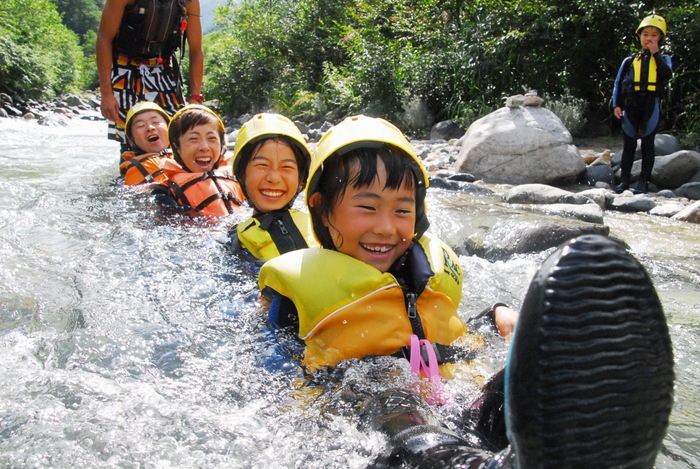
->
[160,156,247,217]
[120,149,171,185]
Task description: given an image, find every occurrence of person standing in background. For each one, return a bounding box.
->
[96,0,205,153]
[612,15,672,194]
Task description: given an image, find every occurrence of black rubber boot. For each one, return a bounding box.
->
[363,389,499,469]
[613,180,630,194]
[505,234,674,469]
[461,368,509,452]
[632,178,649,194]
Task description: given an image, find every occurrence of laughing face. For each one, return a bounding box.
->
[176,121,223,173]
[320,157,416,273]
[244,139,301,214]
[129,111,169,153]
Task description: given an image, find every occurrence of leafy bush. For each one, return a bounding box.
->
[544,93,589,137]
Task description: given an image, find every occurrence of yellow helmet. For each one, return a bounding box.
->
[169,104,226,134]
[636,15,666,36]
[124,101,170,141]
[232,113,311,179]
[307,115,430,245]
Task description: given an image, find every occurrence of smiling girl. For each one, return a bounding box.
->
[227,113,318,263]
[259,115,517,371]
[257,116,674,469]
[151,104,246,219]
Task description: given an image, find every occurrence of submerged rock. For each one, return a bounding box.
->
[461,220,609,261]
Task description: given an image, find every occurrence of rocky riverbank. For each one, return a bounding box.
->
[5,92,700,234]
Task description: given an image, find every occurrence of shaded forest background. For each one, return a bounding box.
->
[2,0,699,140]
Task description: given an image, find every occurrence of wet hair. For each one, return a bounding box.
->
[236,136,311,202]
[168,108,226,169]
[310,144,420,250]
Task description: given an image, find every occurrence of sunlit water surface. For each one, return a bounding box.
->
[0,118,698,468]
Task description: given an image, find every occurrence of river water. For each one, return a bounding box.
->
[0,117,698,468]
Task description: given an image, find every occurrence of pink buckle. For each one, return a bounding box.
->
[408,334,451,405]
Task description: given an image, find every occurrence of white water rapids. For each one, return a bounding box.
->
[0,117,698,468]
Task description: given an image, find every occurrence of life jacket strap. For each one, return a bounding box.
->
[393,341,476,365]
[127,154,162,183]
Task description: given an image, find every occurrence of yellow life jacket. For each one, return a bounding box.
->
[633,53,658,92]
[236,209,318,261]
[258,233,466,371]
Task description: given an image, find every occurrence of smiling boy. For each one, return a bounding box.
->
[119,101,172,186]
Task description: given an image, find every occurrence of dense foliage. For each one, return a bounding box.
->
[0,0,86,99]
[50,0,105,87]
[205,0,700,136]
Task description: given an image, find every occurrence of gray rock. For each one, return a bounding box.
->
[655,189,677,198]
[505,184,589,205]
[672,200,700,223]
[294,120,309,134]
[455,106,585,185]
[577,188,608,210]
[609,195,656,212]
[447,173,476,183]
[0,108,7,118]
[4,105,22,117]
[523,203,605,224]
[585,164,616,186]
[611,134,681,167]
[650,202,686,217]
[0,93,13,106]
[428,177,494,194]
[461,220,610,261]
[430,120,465,141]
[655,133,681,156]
[38,114,70,126]
[650,150,700,189]
[64,95,87,108]
[673,182,700,200]
[238,113,253,124]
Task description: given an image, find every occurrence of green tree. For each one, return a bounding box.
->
[0,0,85,99]
[203,0,700,137]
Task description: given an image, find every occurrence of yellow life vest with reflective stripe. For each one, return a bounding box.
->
[633,54,658,92]
[236,209,318,261]
[258,233,466,371]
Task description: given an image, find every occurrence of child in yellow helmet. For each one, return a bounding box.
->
[258,116,674,468]
[612,14,672,194]
[151,104,247,219]
[227,113,318,263]
[119,101,172,186]
[260,115,517,368]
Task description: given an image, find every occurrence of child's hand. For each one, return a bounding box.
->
[647,40,660,54]
[614,107,623,119]
[494,305,519,340]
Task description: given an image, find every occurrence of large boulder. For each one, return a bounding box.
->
[621,150,700,189]
[454,106,585,185]
[611,133,681,167]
